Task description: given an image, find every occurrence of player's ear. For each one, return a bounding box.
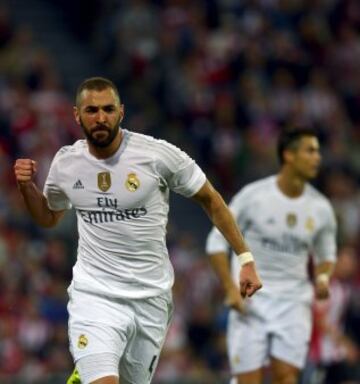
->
[283,148,294,164]
[119,104,125,122]
[73,106,80,125]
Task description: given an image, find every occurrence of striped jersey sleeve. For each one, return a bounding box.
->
[43,147,72,211]
[312,198,337,264]
[154,139,206,197]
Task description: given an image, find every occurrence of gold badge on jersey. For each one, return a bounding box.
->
[77,334,88,349]
[305,217,315,232]
[233,354,241,364]
[98,172,111,192]
[286,213,297,228]
[125,173,140,192]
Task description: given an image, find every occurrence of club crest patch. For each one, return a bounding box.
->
[125,173,140,192]
[98,172,111,192]
[305,217,315,232]
[77,334,88,349]
[286,213,297,228]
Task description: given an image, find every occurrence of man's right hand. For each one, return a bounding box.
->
[13,158,64,228]
[14,159,37,185]
[240,261,262,298]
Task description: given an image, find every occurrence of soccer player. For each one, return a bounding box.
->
[14,77,262,384]
[206,128,337,384]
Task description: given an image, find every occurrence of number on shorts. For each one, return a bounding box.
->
[148,355,157,375]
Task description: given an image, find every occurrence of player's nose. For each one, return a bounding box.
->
[96,109,107,123]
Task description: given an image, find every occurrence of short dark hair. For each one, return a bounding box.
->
[75,77,121,106]
[277,127,319,165]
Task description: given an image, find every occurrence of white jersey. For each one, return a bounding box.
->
[44,129,206,299]
[206,175,337,302]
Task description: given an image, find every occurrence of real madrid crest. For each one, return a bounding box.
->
[98,171,111,192]
[77,334,88,349]
[286,212,297,228]
[125,173,140,192]
[305,217,315,232]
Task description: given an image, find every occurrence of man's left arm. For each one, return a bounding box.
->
[192,180,262,297]
[313,203,337,300]
[314,261,334,300]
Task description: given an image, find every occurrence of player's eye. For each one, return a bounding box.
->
[103,106,116,113]
[85,106,98,113]
[308,147,319,155]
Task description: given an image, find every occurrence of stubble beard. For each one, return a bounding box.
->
[80,117,121,148]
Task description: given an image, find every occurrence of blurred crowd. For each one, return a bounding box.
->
[0,0,359,383]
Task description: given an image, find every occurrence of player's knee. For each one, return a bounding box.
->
[272,371,298,384]
[90,375,119,384]
[76,353,119,384]
[235,379,261,384]
[234,372,262,384]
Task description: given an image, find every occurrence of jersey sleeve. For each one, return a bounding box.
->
[155,139,206,197]
[312,202,337,264]
[43,149,72,211]
[206,186,250,255]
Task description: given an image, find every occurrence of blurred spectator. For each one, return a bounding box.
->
[306,246,360,384]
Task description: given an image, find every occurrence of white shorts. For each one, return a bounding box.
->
[227,293,312,374]
[67,283,173,384]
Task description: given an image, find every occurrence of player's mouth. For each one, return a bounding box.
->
[313,162,321,171]
[92,126,111,137]
[309,164,320,175]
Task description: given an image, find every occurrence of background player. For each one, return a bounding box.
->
[207,128,337,384]
[14,77,262,384]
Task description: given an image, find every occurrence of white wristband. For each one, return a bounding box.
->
[236,251,254,266]
[316,273,329,284]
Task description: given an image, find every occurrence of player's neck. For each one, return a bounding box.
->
[277,169,305,198]
[88,130,123,159]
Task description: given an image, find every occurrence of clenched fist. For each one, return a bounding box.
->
[240,262,262,298]
[314,274,330,300]
[14,159,37,185]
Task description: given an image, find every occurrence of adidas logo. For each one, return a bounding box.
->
[73,179,84,189]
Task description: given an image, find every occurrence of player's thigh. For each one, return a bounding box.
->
[68,287,135,362]
[270,357,300,384]
[233,369,263,384]
[271,300,312,370]
[120,291,173,384]
[227,309,269,375]
[90,375,118,384]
